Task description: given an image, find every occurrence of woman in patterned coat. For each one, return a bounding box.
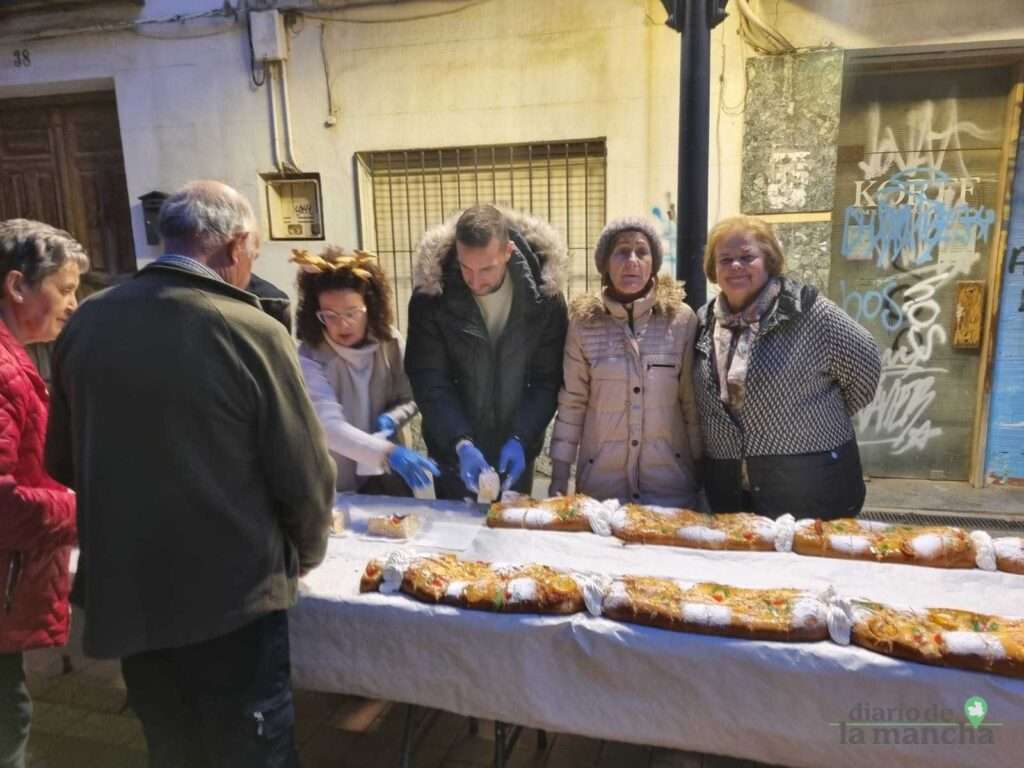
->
[0,220,85,767]
[694,215,881,520]
[548,218,702,507]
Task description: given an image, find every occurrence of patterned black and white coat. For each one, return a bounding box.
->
[693,277,882,520]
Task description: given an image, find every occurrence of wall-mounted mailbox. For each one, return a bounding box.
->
[263,173,324,241]
[139,191,169,245]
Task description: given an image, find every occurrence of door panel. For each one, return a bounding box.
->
[0,92,135,286]
[0,167,64,226]
[828,66,1011,480]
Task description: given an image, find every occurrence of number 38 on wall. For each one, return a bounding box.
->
[13,50,31,67]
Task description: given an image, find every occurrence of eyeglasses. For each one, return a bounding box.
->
[316,307,367,326]
[717,254,761,269]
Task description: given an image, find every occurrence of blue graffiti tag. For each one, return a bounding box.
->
[841,167,995,268]
[651,205,677,276]
[839,278,905,332]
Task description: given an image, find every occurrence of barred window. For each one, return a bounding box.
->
[355,140,607,330]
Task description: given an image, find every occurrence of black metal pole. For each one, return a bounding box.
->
[665,1,727,308]
[676,0,711,310]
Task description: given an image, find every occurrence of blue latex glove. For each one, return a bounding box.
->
[376,414,397,438]
[456,441,490,493]
[387,446,440,490]
[498,437,526,492]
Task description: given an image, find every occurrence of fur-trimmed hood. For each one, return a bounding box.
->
[411,208,568,298]
[569,274,686,323]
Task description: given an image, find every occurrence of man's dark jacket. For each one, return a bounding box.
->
[247,272,292,333]
[405,210,568,496]
[44,262,336,659]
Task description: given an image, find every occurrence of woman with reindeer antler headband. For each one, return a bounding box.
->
[292,246,438,495]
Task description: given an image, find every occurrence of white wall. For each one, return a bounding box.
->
[3,0,1024,307]
[0,0,686,308]
[773,0,1024,50]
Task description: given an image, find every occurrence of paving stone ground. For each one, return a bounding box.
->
[22,647,770,768]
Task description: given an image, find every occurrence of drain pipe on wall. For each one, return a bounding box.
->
[250,7,299,173]
[278,59,302,172]
[266,61,283,173]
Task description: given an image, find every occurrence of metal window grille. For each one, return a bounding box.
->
[355,139,607,330]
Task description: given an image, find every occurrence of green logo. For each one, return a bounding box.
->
[965,696,988,729]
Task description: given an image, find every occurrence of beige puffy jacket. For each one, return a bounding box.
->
[549,276,703,506]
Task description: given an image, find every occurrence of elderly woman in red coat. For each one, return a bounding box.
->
[0,220,85,768]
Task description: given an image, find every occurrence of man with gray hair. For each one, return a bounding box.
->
[45,180,335,767]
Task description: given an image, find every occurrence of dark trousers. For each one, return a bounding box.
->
[0,652,30,768]
[704,439,866,520]
[121,611,298,768]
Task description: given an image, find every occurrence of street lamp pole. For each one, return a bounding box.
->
[662,0,729,311]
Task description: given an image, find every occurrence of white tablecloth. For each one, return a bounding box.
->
[291,495,1024,768]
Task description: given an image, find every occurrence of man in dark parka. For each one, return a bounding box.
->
[405,205,568,499]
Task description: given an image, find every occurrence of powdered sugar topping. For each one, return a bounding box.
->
[682,602,732,627]
[828,534,873,556]
[506,577,538,604]
[942,631,1006,660]
[676,526,728,545]
[790,595,826,630]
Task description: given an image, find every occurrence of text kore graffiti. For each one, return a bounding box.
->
[842,168,994,269]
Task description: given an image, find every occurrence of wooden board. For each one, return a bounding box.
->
[952,280,985,348]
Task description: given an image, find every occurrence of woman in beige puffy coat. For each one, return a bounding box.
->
[548,218,703,507]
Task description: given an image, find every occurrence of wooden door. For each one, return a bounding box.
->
[828,65,1013,481]
[0,91,135,291]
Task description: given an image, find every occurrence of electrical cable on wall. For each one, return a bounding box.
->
[715,23,744,224]
[299,0,490,25]
[248,9,267,87]
[8,7,238,42]
[734,0,794,55]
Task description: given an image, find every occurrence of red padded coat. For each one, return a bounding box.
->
[0,320,76,653]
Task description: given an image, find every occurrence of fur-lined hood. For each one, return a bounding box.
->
[411,208,568,298]
[569,274,686,323]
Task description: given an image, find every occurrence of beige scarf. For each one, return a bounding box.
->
[712,278,781,411]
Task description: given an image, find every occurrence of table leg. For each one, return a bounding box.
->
[494,721,505,768]
[399,704,441,768]
[400,704,416,768]
[493,720,524,768]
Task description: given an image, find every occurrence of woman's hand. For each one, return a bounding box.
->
[547,460,571,498]
[387,446,440,489]
[376,414,397,438]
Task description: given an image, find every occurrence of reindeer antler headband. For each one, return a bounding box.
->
[290,248,378,280]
